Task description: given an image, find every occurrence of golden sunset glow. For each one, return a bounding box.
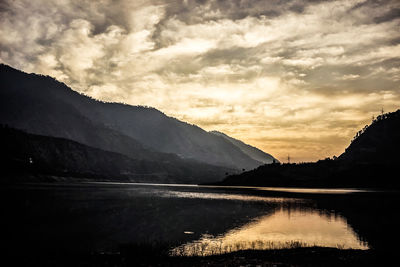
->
[172,208,368,256]
[1,0,399,162]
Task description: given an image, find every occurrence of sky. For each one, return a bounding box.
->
[1,0,399,162]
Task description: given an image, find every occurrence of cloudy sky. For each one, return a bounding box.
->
[1,0,399,162]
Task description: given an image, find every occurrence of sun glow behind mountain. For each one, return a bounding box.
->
[1,0,399,162]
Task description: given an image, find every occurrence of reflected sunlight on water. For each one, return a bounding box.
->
[171,207,369,256]
[256,187,371,194]
[160,191,304,203]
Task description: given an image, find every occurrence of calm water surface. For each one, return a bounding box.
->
[172,208,368,256]
[2,182,396,257]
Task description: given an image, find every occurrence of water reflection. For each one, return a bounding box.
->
[159,190,304,203]
[171,207,368,256]
[256,187,371,194]
[4,183,380,258]
[88,182,373,194]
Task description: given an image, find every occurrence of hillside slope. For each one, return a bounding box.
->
[0,64,269,171]
[339,110,400,164]
[0,126,232,184]
[210,131,278,165]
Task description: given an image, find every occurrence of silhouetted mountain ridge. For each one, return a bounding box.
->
[0,64,269,172]
[217,110,400,188]
[339,109,400,164]
[210,131,278,165]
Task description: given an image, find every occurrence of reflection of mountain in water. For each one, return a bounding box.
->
[172,207,368,256]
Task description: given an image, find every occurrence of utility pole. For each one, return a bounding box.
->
[287,154,290,164]
[381,107,384,115]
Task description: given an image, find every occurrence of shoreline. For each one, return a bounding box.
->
[10,247,379,267]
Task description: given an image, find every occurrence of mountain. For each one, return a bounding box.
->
[0,64,276,183]
[0,126,233,184]
[0,65,175,163]
[216,110,400,188]
[339,110,400,164]
[210,131,278,165]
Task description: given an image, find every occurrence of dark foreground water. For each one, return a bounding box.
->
[1,182,399,258]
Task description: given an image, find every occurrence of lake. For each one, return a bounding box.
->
[1,182,398,259]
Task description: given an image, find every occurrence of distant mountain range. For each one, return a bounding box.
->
[218,110,400,188]
[0,64,277,183]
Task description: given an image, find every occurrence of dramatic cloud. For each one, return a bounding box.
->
[1,0,400,161]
